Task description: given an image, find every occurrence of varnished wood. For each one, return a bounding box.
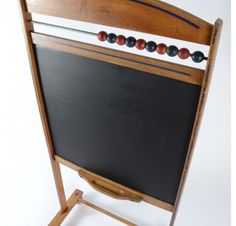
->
[26,0,213,45]
[55,155,174,212]
[79,169,143,202]
[31,32,205,86]
[78,198,137,226]
[49,188,138,226]
[48,190,83,226]
[170,19,223,226]
[18,0,68,211]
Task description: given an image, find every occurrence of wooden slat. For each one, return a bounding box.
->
[31,32,205,86]
[79,198,137,226]
[26,0,213,45]
[48,188,138,226]
[55,155,174,212]
[170,19,223,226]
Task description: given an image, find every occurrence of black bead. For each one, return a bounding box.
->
[126,37,136,47]
[191,51,205,63]
[167,45,179,57]
[146,41,157,52]
[107,33,117,43]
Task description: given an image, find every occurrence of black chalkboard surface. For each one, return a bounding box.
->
[35,45,201,204]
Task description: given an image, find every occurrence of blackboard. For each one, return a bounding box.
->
[35,45,201,205]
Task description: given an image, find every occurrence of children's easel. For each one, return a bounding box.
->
[18,0,222,225]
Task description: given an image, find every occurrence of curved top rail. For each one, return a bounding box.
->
[25,0,213,45]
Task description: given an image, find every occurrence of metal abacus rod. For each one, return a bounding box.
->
[31,21,97,36]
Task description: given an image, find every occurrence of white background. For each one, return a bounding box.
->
[0,0,231,226]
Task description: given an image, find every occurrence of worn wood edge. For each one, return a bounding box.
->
[55,155,174,212]
[25,11,32,20]
[31,32,204,86]
[26,0,213,45]
[169,18,223,226]
[18,0,68,211]
[48,189,83,226]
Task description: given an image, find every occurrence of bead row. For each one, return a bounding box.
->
[97,31,206,63]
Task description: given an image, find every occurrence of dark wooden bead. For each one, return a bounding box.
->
[146,41,157,52]
[116,35,126,45]
[167,45,179,57]
[135,39,146,50]
[107,33,117,43]
[97,31,107,42]
[191,51,205,63]
[126,37,136,47]
[156,43,167,55]
[178,48,190,59]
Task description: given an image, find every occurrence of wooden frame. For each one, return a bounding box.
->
[18,0,223,225]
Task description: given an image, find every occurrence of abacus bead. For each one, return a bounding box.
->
[97,31,107,42]
[167,45,179,57]
[135,39,146,50]
[191,51,205,63]
[156,43,167,55]
[107,33,117,43]
[178,48,190,59]
[146,41,157,52]
[116,35,126,45]
[126,37,136,47]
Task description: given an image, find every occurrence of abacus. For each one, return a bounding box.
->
[19,0,222,225]
[98,31,207,63]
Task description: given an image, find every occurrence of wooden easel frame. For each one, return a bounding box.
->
[18,0,222,225]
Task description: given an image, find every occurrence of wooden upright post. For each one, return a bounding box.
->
[170,18,223,226]
[18,0,68,212]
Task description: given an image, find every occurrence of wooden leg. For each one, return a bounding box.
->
[48,190,83,226]
[51,160,68,212]
[169,212,175,226]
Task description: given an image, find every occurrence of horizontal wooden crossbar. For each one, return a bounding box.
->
[48,189,137,226]
[79,198,137,226]
[31,32,205,86]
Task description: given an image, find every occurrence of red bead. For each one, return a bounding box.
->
[116,35,126,45]
[135,39,146,50]
[156,43,167,55]
[97,31,107,42]
[178,48,190,59]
